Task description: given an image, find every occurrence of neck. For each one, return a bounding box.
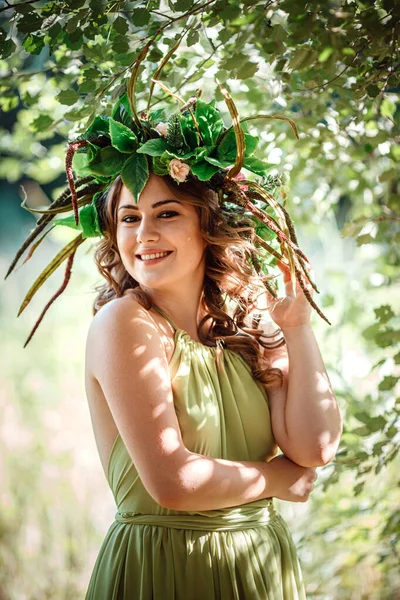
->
[142,276,208,342]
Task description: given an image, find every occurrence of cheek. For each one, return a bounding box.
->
[181,230,206,261]
[116,227,134,251]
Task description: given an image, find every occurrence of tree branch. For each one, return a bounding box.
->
[300,40,369,92]
[147,42,224,110]
[0,0,42,14]
[94,0,218,103]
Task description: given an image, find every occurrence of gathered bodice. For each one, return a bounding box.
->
[107,310,279,523]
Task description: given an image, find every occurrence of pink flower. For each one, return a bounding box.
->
[233,171,248,191]
[155,122,169,137]
[169,159,190,183]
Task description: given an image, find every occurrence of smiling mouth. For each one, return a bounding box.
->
[136,251,172,262]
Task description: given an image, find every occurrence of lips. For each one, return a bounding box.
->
[136,251,172,262]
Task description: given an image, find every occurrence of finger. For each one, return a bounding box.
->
[276,260,291,283]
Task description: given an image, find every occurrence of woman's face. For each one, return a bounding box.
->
[116,173,206,293]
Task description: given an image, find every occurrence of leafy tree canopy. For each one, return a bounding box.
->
[0,1,399,596]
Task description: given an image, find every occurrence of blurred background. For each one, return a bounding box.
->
[0,1,399,598]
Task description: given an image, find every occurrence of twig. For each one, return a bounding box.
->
[147,42,224,110]
[0,0,42,14]
[300,40,369,92]
[95,0,218,103]
[383,23,398,93]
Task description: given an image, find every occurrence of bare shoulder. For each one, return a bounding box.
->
[84,295,188,508]
[87,294,157,340]
[86,295,163,376]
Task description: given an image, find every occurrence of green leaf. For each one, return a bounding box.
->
[173,0,193,10]
[180,115,200,149]
[288,48,316,71]
[149,109,166,124]
[30,115,53,132]
[380,99,396,119]
[204,156,231,168]
[53,204,101,238]
[69,0,86,9]
[340,217,370,238]
[236,60,259,80]
[78,79,98,93]
[353,481,365,496]
[132,8,150,27]
[388,194,400,212]
[64,104,94,121]
[86,115,110,139]
[222,52,248,71]
[137,138,168,157]
[109,119,138,153]
[152,156,169,176]
[0,38,16,59]
[112,35,130,54]
[148,47,163,62]
[379,376,398,392]
[113,16,129,34]
[243,156,272,176]
[21,90,40,108]
[16,12,42,34]
[318,47,334,62]
[218,28,231,44]
[22,34,45,55]
[111,93,134,128]
[354,411,387,432]
[187,29,199,47]
[0,92,18,112]
[73,151,93,177]
[86,142,100,162]
[216,127,259,162]
[374,305,395,324]
[56,89,80,106]
[190,160,219,181]
[356,233,374,246]
[195,98,225,147]
[87,146,126,177]
[121,153,149,203]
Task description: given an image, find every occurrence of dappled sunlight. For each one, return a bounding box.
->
[1,1,398,594]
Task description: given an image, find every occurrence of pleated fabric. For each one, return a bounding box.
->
[85,312,306,599]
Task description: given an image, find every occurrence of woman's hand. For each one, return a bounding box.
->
[268,454,318,503]
[267,260,314,330]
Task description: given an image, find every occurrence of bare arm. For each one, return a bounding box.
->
[86,297,316,512]
[166,452,317,512]
[281,324,342,465]
[264,323,342,467]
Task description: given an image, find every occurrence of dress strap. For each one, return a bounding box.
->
[152,305,178,332]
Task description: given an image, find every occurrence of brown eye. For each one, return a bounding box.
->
[159,211,179,218]
[121,215,140,223]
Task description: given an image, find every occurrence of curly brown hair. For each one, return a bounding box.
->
[92,170,286,388]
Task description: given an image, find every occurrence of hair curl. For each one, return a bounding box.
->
[92,169,286,388]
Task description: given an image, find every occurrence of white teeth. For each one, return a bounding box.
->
[140,252,169,261]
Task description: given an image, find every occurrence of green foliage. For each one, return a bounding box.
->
[166,113,185,149]
[136,138,167,156]
[0,0,399,597]
[86,146,126,177]
[121,152,149,202]
[109,118,138,153]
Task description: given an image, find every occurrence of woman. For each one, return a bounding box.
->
[82,167,342,599]
[8,86,342,598]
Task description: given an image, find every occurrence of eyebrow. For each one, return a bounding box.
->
[118,199,183,212]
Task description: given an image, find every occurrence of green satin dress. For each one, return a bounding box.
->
[85,307,306,600]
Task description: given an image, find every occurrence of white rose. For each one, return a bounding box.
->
[169,159,190,183]
[155,122,169,137]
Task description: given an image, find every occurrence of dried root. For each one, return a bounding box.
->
[223,178,331,326]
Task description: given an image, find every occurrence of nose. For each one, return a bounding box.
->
[136,216,160,244]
